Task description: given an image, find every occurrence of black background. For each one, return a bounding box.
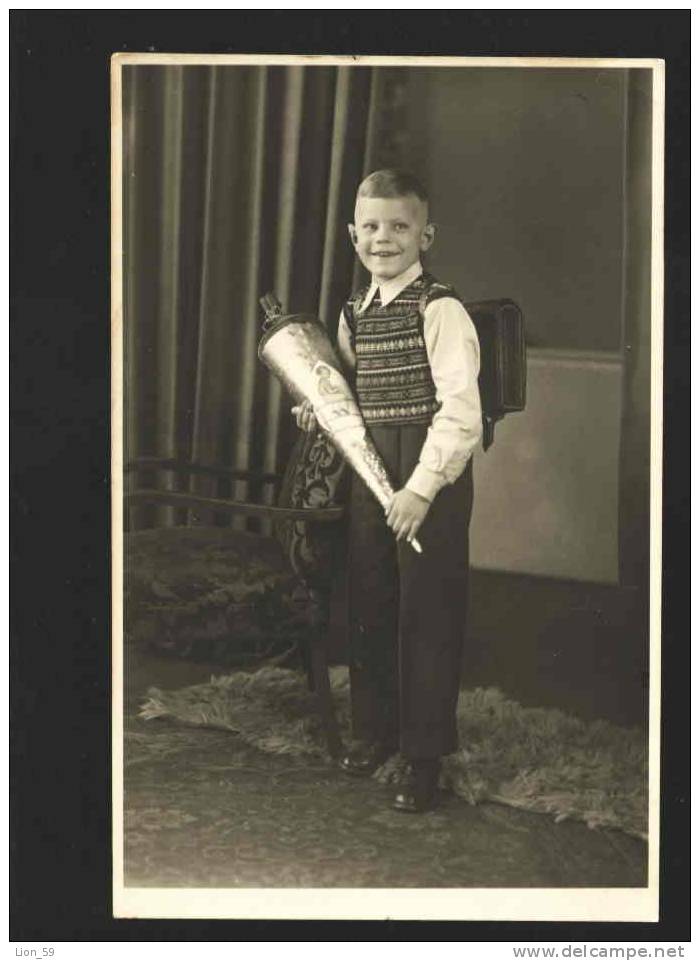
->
[10,11,690,942]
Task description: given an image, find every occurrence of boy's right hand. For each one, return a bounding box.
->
[292,400,317,433]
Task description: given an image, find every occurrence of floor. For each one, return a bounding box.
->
[123,632,648,889]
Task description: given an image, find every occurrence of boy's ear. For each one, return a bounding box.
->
[347,223,358,246]
[421,222,436,251]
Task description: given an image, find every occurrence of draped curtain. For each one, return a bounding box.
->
[123,64,404,529]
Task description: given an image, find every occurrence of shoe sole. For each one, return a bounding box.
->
[392,796,439,814]
[339,763,378,778]
[392,803,438,814]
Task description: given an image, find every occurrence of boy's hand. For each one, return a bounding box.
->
[385,488,430,543]
[292,400,317,433]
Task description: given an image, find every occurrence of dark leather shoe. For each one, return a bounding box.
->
[392,759,440,813]
[339,742,395,777]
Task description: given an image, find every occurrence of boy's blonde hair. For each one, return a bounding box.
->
[356,169,429,206]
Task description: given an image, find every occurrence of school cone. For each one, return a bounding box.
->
[258,292,422,554]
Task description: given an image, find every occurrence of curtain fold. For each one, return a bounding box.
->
[123,64,376,531]
[264,66,305,488]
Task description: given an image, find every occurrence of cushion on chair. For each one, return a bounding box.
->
[125,526,317,664]
[273,428,348,592]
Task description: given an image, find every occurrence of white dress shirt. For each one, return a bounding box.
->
[336,261,483,502]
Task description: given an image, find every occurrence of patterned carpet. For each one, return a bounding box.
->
[123,653,647,889]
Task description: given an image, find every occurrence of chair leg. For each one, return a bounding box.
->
[308,628,343,759]
[299,638,314,691]
[306,588,343,758]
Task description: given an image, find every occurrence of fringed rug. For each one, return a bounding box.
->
[140,665,648,841]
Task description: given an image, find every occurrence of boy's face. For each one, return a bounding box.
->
[348,194,435,282]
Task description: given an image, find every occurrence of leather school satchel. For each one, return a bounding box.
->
[419,284,527,451]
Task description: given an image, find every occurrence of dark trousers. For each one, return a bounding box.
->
[347,423,474,760]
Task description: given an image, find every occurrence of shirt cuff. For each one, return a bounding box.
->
[405,463,447,503]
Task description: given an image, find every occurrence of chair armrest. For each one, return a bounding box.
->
[125,457,280,488]
[126,489,344,523]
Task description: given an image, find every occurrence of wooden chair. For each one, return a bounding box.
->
[125,430,347,758]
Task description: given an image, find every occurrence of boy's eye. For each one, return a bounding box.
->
[394,223,408,231]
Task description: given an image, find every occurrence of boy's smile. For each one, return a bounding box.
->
[349,195,435,283]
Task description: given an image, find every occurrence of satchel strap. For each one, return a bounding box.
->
[418,280,463,320]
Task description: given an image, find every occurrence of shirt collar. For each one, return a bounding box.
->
[358,261,423,314]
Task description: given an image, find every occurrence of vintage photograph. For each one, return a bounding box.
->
[112,55,662,920]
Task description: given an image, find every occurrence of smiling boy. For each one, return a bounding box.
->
[295,169,482,812]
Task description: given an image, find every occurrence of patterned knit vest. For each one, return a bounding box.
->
[345,271,456,426]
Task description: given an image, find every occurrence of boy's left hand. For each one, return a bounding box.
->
[385,488,430,543]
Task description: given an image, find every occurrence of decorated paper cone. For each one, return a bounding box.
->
[258,294,422,554]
